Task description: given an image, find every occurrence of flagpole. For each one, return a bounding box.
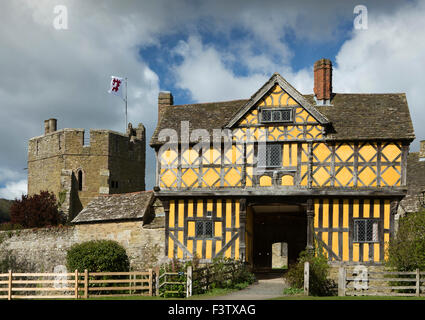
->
[125,77,128,132]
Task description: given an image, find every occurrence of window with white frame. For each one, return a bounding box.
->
[353,219,379,243]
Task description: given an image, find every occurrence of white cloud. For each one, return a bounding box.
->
[0,179,27,200]
[333,0,425,151]
[0,0,420,198]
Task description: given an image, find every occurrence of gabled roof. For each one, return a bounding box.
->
[71,191,154,224]
[226,72,329,128]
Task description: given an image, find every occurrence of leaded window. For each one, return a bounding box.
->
[261,108,293,123]
[195,220,213,238]
[354,219,379,243]
[266,144,282,167]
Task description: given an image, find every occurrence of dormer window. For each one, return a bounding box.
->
[261,108,293,123]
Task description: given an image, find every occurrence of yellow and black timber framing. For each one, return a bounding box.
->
[151,66,415,270]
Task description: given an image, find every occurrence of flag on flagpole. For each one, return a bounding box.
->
[108,75,125,100]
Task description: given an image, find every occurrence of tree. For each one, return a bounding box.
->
[9,191,63,228]
[387,211,425,271]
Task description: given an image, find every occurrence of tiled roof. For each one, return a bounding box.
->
[71,191,154,224]
[150,93,415,146]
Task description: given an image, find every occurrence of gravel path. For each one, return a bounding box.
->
[202,274,288,300]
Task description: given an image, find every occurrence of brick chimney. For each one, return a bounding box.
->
[314,58,332,105]
[158,91,173,122]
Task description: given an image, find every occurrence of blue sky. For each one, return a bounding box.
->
[1,0,425,198]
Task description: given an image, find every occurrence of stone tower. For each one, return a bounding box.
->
[27,119,146,221]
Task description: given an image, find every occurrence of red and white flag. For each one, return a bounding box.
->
[108,76,125,99]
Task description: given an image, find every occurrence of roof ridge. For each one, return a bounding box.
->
[171,99,249,108]
[98,190,153,197]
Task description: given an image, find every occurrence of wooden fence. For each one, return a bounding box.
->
[338,267,425,297]
[157,262,243,298]
[0,270,154,300]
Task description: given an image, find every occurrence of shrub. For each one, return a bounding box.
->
[285,249,336,296]
[66,240,130,272]
[387,211,425,271]
[10,191,63,228]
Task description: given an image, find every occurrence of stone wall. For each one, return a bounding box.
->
[0,219,165,272]
[27,121,146,221]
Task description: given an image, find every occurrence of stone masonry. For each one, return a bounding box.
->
[27,119,146,221]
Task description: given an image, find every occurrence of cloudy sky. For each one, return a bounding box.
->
[0,0,424,199]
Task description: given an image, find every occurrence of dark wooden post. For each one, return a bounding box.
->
[306,199,315,253]
[239,198,247,261]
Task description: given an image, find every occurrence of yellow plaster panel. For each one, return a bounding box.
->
[343,232,349,261]
[225,232,232,258]
[188,200,194,217]
[281,175,294,186]
[353,243,360,262]
[161,148,178,165]
[358,144,377,162]
[332,232,339,257]
[384,233,390,260]
[322,232,328,258]
[215,241,222,255]
[182,168,199,187]
[161,169,177,188]
[333,200,339,228]
[201,168,220,187]
[363,243,369,262]
[182,148,199,165]
[301,144,309,162]
[381,143,401,162]
[197,240,203,258]
[374,243,380,262]
[282,144,290,166]
[384,200,390,229]
[358,166,377,186]
[197,199,203,217]
[313,143,331,163]
[178,200,184,227]
[373,199,380,218]
[206,240,212,259]
[177,231,183,259]
[223,167,241,187]
[216,199,222,218]
[215,222,222,237]
[188,221,195,237]
[313,166,331,186]
[335,144,354,162]
[187,240,193,256]
[343,199,349,228]
[259,175,272,187]
[322,199,329,228]
[381,166,401,186]
[335,166,354,187]
[226,200,232,228]
[169,201,175,228]
[363,199,370,218]
[353,199,359,218]
[314,199,320,228]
